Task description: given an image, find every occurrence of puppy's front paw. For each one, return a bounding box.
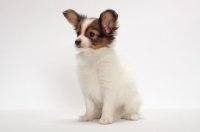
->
[99,117,113,125]
[79,115,93,122]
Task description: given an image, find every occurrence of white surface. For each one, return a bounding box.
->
[0,109,200,132]
[0,0,200,109]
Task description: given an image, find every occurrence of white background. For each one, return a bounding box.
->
[0,0,200,110]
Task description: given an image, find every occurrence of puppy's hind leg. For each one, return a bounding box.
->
[122,97,142,121]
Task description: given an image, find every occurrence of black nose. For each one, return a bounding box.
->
[75,39,81,46]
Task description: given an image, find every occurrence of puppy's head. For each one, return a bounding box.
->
[63,9,118,49]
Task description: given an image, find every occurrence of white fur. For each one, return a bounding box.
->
[76,47,142,124]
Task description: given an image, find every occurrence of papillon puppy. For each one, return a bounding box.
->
[63,9,142,125]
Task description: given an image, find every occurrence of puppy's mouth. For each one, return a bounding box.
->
[75,44,83,48]
[76,45,82,48]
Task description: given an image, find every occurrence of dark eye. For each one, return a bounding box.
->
[77,32,80,36]
[88,32,95,37]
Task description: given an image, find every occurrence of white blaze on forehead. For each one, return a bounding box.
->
[81,18,95,35]
[77,18,95,49]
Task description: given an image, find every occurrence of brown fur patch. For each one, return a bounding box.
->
[84,19,116,49]
[76,20,84,36]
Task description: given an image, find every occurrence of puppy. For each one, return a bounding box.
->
[63,9,142,125]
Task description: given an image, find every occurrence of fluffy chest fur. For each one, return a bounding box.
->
[76,47,137,105]
[76,48,115,104]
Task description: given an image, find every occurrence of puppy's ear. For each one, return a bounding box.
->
[100,9,118,35]
[63,9,86,29]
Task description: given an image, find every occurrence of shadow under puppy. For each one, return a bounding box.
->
[63,9,142,125]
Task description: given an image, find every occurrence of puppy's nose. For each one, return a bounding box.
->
[75,39,81,46]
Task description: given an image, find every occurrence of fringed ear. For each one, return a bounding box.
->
[63,9,86,29]
[99,9,118,35]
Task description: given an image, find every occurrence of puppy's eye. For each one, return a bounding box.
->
[88,32,95,37]
[77,32,80,36]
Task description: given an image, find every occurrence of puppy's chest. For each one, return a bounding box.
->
[79,56,102,85]
[78,55,104,98]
